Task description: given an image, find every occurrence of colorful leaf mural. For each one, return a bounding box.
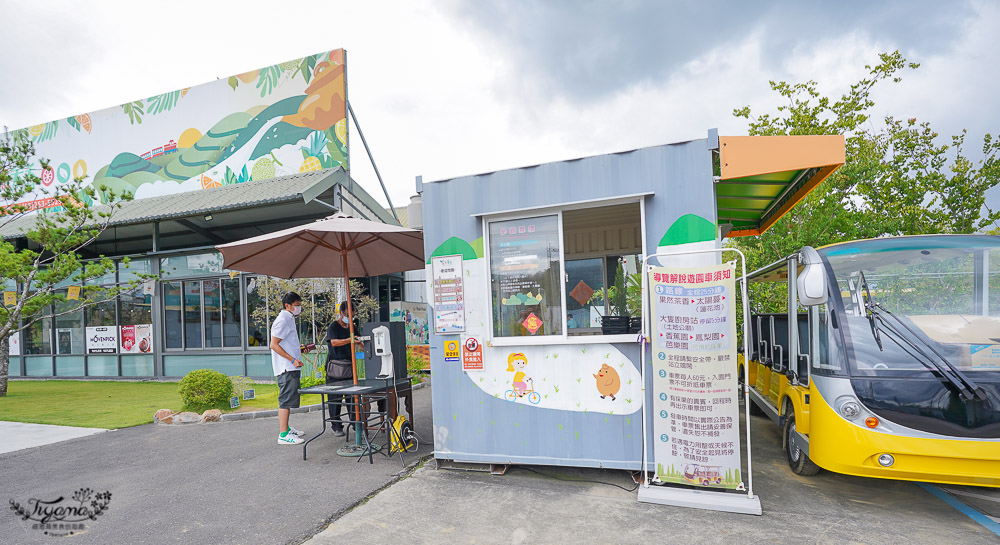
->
[2,48,349,210]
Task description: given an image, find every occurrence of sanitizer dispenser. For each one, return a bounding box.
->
[372,325,393,378]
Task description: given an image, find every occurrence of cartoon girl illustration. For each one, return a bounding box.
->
[506,352,532,397]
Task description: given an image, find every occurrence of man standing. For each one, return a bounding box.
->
[271,292,307,445]
[325,301,358,436]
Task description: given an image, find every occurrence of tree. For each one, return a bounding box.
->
[729,51,1000,313]
[248,277,378,347]
[0,129,141,396]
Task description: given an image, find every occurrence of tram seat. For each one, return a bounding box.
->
[771,315,789,372]
[751,314,773,366]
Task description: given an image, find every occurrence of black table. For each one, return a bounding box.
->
[299,378,414,463]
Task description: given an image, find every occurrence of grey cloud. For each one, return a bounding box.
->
[442,0,974,104]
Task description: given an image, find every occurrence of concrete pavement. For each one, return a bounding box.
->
[0,422,109,454]
[308,412,1000,545]
[0,385,434,545]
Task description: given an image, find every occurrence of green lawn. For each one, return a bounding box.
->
[0,381,322,429]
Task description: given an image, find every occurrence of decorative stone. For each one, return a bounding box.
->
[201,409,223,423]
[174,412,201,424]
[154,409,175,424]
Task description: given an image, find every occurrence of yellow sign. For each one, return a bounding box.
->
[444,340,460,362]
[3,291,15,306]
[67,286,81,300]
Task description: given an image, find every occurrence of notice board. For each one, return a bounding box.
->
[648,263,743,489]
[432,255,466,334]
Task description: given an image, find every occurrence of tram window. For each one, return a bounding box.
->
[811,304,841,373]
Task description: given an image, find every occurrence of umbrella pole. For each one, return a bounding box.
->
[336,250,378,456]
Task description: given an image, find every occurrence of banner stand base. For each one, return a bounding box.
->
[638,485,762,516]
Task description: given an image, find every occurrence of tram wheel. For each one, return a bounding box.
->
[783,413,820,476]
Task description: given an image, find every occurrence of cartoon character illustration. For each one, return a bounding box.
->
[505,353,540,404]
[593,363,621,401]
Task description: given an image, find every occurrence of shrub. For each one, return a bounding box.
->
[178,369,234,410]
[406,348,427,384]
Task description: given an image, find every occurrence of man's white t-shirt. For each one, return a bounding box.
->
[270,309,302,376]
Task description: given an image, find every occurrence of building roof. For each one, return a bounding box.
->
[2,167,400,257]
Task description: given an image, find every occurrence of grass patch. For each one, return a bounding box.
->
[0,381,322,429]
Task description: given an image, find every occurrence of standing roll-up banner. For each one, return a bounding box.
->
[638,248,762,515]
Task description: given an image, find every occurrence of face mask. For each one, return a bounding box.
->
[341,315,349,324]
[291,305,302,316]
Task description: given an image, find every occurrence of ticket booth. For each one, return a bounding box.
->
[419,130,845,471]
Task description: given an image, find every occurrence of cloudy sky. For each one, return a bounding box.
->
[1,0,998,214]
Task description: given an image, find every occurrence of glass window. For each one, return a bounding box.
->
[184,281,203,349]
[121,355,153,376]
[565,258,605,331]
[160,253,226,278]
[55,356,85,376]
[86,299,116,327]
[86,261,116,286]
[24,315,52,354]
[163,281,183,349]
[204,279,222,348]
[222,278,242,347]
[245,277,268,348]
[119,258,151,285]
[120,286,152,326]
[87,355,118,376]
[488,215,563,337]
[54,299,84,355]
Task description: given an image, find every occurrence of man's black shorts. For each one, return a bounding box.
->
[277,370,301,409]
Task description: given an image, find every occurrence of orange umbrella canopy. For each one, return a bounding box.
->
[216,212,424,278]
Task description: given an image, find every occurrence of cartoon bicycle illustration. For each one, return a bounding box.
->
[505,378,541,404]
[505,352,541,404]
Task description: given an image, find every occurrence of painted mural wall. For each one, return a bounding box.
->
[4,48,347,210]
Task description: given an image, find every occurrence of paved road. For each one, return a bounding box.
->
[1,385,434,545]
[309,412,1000,544]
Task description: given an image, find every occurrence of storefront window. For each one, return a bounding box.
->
[119,258,151,284]
[85,299,117,327]
[489,214,563,337]
[222,278,241,347]
[565,258,604,331]
[160,253,226,278]
[163,281,183,349]
[120,286,152,326]
[245,277,268,348]
[204,279,222,347]
[24,315,52,354]
[184,281,202,349]
[54,298,84,355]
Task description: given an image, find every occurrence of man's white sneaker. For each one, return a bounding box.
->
[287,426,305,437]
[278,433,304,445]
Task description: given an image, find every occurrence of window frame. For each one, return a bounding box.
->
[481,195,647,346]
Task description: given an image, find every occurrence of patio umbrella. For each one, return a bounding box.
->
[216,212,424,452]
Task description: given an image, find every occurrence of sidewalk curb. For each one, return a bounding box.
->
[219,380,429,422]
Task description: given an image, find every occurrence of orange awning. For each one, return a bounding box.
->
[716,135,845,237]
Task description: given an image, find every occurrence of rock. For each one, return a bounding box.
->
[201,409,222,423]
[154,409,175,424]
[174,412,201,424]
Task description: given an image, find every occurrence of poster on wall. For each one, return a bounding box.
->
[389,302,430,345]
[86,326,118,354]
[2,48,348,212]
[462,336,483,371]
[120,324,153,353]
[8,334,20,356]
[432,255,466,334]
[488,215,561,336]
[648,263,743,490]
